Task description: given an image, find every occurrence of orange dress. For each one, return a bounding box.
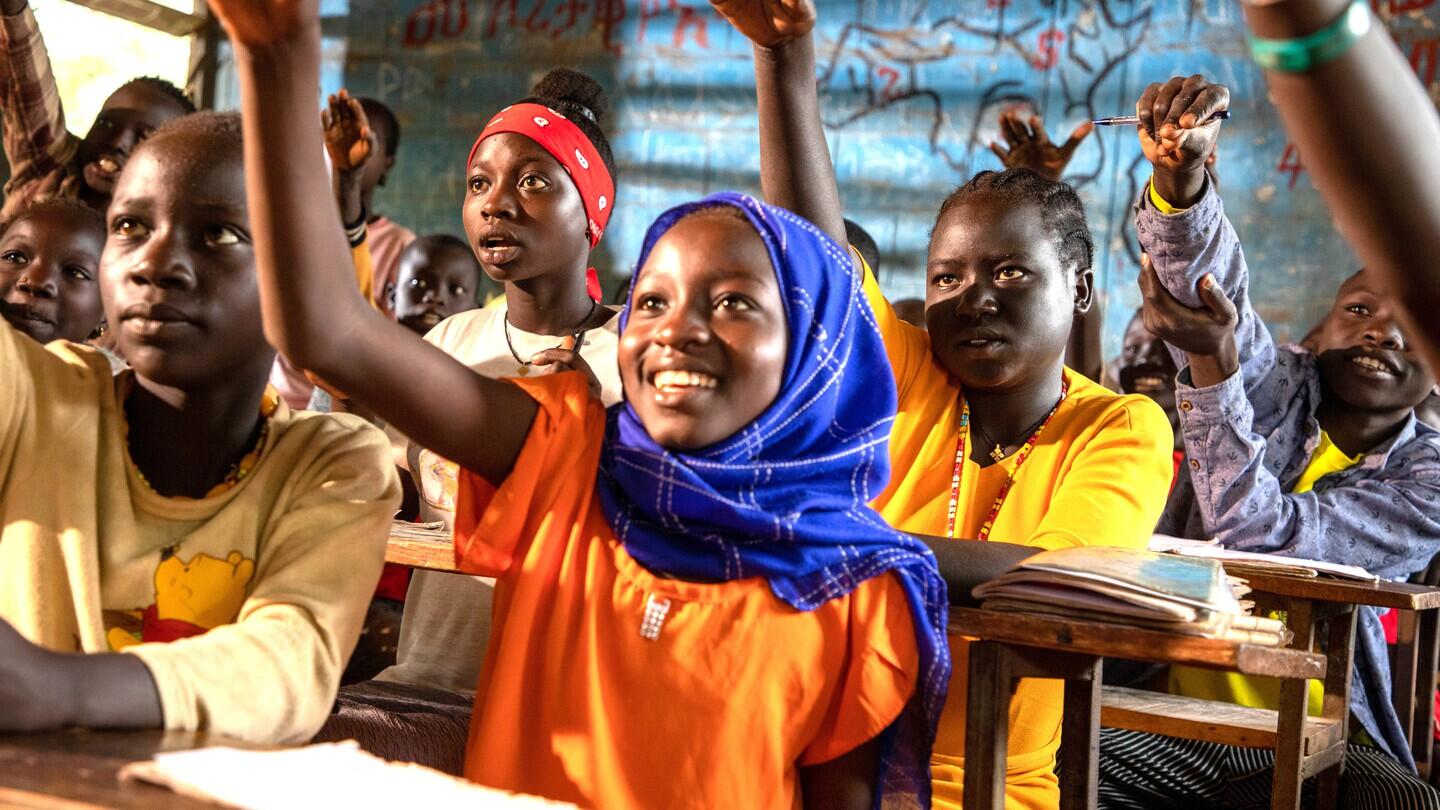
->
[454,373,920,809]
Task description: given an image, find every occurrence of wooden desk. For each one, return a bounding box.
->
[1236,571,1440,781]
[952,607,1327,810]
[386,522,459,573]
[0,729,247,809]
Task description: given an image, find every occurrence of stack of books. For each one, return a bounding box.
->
[973,546,1289,645]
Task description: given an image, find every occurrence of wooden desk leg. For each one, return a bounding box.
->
[1395,610,1421,753]
[1415,609,1439,781]
[1059,661,1101,810]
[1314,607,1356,810]
[965,641,1012,810]
[1274,599,1315,810]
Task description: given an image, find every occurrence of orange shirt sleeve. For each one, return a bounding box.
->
[799,572,921,766]
[1026,397,1173,552]
[453,372,607,577]
[854,247,932,402]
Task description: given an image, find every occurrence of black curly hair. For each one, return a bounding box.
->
[934,168,1094,275]
[119,76,197,115]
[519,68,616,180]
[358,97,401,158]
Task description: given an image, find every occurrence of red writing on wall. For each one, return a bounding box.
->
[1277,142,1305,190]
[405,0,469,47]
[403,0,635,57]
[877,66,901,101]
[1033,29,1064,70]
[636,0,710,49]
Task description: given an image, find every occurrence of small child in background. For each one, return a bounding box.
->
[0,198,104,344]
[390,235,482,335]
[0,0,193,222]
[328,92,416,315]
[1098,74,1440,808]
[0,111,399,744]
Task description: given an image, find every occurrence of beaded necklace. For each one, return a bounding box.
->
[945,377,1069,540]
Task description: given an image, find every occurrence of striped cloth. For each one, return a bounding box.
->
[0,6,82,226]
[1098,728,1440,809]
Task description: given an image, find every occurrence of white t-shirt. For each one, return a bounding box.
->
[376,301,622,693]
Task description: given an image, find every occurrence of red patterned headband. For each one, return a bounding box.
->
[469,103,614,249]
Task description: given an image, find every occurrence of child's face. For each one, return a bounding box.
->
[1118,313,1179,428]
[924,198,1089,392]
[620,213,788,451]
[76,83,189,201]
[100,134,272,389]
[0,207,104,343]
[1313,269,1435,414]
[462,133,590,284]
[393,243,481,334]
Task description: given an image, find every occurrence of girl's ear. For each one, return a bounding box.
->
[1072,266,1095,315]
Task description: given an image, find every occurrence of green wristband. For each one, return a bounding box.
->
[1248,1,1371,73]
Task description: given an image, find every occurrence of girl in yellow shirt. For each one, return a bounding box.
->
[712,1,1175,806]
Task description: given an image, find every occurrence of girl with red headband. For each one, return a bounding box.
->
[314,69,631,771]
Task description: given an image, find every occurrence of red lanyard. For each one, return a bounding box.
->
[945,378,1069,540]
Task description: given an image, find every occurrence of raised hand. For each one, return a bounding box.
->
[709,0,815,48]
[989,110,1093,181]
[1138,253,1239,385]
[322,89,375,173]
[206,0,319,48]
[1136,75,1229,208]
[530,336,603,400]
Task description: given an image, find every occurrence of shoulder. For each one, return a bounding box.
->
[1063,370,1170,436]
[425,307,501,352]
[269,408,396,475]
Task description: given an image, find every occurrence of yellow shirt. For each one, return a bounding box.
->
[859,257,1174,809]
[0,321,401,743]
[1170,430,1361,715]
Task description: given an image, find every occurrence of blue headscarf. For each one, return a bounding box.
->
[596,192,949,807]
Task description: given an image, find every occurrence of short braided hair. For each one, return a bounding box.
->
[935,168,1094,274]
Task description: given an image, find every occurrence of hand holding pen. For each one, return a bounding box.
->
[1131,75,1232,208]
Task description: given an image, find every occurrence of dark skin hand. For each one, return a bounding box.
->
[1242,0,1440,375]
[1136,75,1229,209]
[1137,253,1239,390]
[0,620,162,731]
[322,89,376,227]
[990,110,1093,182]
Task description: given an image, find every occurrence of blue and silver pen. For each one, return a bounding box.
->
[1092,110,1232,126]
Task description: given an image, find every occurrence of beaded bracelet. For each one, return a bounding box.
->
[1248,1,1371,73]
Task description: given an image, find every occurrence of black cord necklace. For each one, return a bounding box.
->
[503,298,598,375]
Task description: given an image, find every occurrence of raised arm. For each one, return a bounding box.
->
[1242,1,1440,372]
[207,0,535,485]
[711,0,845,246]
[0,0,75,213]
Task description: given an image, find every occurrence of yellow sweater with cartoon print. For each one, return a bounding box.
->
[0,320,400,744]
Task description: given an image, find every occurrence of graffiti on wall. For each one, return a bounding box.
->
[306,0,1440,352]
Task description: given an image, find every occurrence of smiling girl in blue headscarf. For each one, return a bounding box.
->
[240,99,948,803]
[441,193,950,809]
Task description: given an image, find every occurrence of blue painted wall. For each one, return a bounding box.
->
[220,0,1440,356]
